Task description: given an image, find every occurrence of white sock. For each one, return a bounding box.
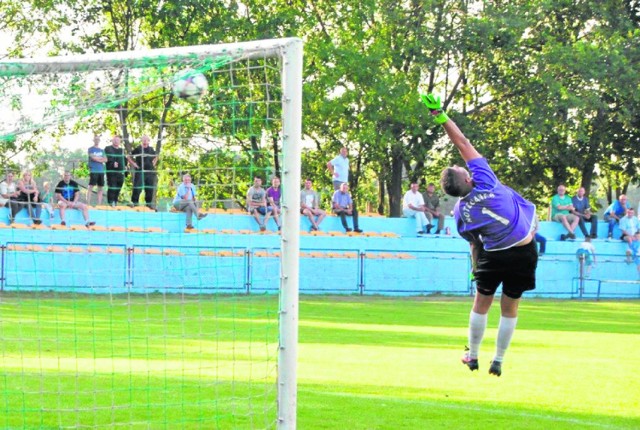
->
[468,311,488,359]
[494,316,518,362]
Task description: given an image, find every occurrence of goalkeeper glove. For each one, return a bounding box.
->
[420,93,449,125]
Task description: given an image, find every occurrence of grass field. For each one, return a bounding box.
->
[1,294,638,429]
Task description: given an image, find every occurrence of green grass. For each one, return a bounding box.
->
[1,294,639,429]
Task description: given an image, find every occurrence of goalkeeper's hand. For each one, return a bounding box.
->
[420,93,449,125]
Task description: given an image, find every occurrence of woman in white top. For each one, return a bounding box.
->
[0,172,18,207]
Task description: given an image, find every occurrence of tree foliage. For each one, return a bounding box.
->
[2,0,639,213]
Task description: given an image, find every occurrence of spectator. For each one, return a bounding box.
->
[0,172,19,208]
[55,171,95,227]
[577,236,597,277]
[550,184,579,240]
[423,182,446,234]
[628,231,640,275]
[40,181,55,219]
[128,134,158,209]
[604,194,630,240]
[246,177,272,231]
[571,186,598,239]
[12,171,42,224]
[104,134,127,206]
[326,147,349,191]
[533,218,547,256]
[332,182,363,233]
[402,182,431,236]
[619,208,640,247]
[265,177,282,231]
[87,133,107,206]
[300,179,326,231]
[173,173,207,230]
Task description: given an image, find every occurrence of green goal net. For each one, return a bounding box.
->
[0,38,302,429]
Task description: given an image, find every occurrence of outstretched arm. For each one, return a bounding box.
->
[421,93,481,163]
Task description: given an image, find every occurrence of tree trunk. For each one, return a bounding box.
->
[388,143,404,217]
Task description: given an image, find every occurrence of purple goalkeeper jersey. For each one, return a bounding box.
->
[454,158,536,251]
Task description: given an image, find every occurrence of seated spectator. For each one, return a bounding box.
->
[423,183,445,234]
[266,177,282,231]
[604,194,630,240]
[55,171,95,227]
[0,172,19,209]
[619,208,639,246]
[332,182,362,233]
[173,173,207,230]
[300,179,326,231]
[402,182,431,236]
[40,181,55,219]
[551,184,579,240]
[577,237,596,277]
[246,177,272,231]
[571,187,598,238]
[12,171,42,224]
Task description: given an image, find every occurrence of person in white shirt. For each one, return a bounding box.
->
[619,208,640,247]
[402,182,432,236]
[300,179,326,231]
[326,147,349,191]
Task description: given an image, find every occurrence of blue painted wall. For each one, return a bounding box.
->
[0,207,637,299]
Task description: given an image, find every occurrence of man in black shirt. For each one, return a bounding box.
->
[104,134,127,206]
[129,134,158,209]
[55,171,95,227]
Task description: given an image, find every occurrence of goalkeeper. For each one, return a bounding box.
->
[421,94,538,377]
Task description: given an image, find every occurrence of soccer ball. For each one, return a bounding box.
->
[172,71,208,103]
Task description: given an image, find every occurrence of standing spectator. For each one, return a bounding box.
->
[0,172,19,208]
[300,179,326,231]
[12,171,42,224]
[533,218,547,256]
[246,177,272,231]
[577,237,597,277]
[423,182,446,234]
[129,135,158,209]
[266,176,282,231]
[173,173,207,230]
[326,147,349,191]
[551,184,579,240]
[104,134,127,206]
[571,186,598,239]
[619,208,640,247]
[87,134,107,206]
[332,182,363,233]
[402,182,431,236]
[628,232,640,275]
[55,171,95,227]
[604,194,630,240]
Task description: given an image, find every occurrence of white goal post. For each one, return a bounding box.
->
[0,37,302,430]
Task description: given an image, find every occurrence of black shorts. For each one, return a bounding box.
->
[89,172,105,187]
[474,240,538,299]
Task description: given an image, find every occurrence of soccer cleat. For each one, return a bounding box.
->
[461,347,479,371]
[489,360,502,377]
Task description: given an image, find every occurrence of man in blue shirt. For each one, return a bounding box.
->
[422,93,537,377]
[332,182,362,233]
[173,174,207,230]
[571,187,598,239]
[604,194,630,240]
[87,134,107,206]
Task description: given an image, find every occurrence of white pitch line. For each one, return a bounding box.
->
[304,389,632,430]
